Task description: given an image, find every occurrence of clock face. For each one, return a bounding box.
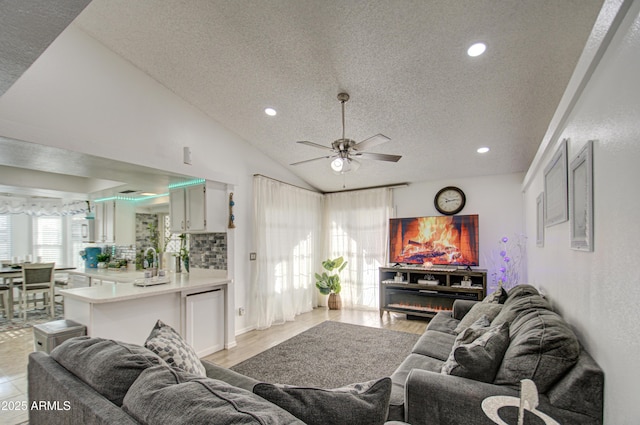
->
[434,186,466,215]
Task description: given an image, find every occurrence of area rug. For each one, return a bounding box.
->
[230,321,419,388]
[0,305,64,333]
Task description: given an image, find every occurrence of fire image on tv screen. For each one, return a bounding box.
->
[389,215,479,266]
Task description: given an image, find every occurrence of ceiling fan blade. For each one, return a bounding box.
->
[290,155,335,166]
[354,152,402,162]
[353,134,391,151]
[297,141,334,151]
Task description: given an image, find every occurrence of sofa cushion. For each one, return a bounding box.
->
[389,353,445,421]
[50,336,163,406]
[494,308,581,392]
[491,293,552,327]
[482,284,508,304]
[253,378,391,425]
[425,311,459,335]
[123,365,304,424]
[145,319,206,376]
[505,284,540,303]
[441,322,510,383]
[454,302,503,334]
[411,330,457,361]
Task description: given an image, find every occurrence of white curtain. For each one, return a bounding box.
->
[324,188,392,310]
[251,176,323,329]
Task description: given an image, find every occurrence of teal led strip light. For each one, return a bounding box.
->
[167,178,206,189]
[94,178,204,203]
[94,192,170,203]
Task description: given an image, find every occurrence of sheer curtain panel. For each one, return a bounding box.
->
[251,176,323,329]
[324,188,392,310]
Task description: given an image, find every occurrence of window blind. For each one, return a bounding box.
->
[0,215,11,260]
[33,216,63,264]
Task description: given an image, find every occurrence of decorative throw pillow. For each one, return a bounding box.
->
[253,377,392,425]
[441,322,510,383]
[145,320,206,376]
[454,302,503,334]
[123,365,304,425]
[50,336,164,406]
[482,285,508,304]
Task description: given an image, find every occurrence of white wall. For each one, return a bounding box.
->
[393,173,525,292]
[0,24,313,334]
[522,1,640,423]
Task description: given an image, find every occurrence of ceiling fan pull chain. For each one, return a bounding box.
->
[341,98,346,140]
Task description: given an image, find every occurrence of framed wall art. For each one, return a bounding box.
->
[536,192,544,247]
[544,139,568,227]
[570,140,594,251]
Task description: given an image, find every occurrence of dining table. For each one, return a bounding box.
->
[0,264,76,320]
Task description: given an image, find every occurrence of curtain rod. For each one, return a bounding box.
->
[253,174,321,193]
[253,174,409,195]
[323,183,409,194]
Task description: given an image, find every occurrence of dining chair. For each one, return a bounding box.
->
[18,262,55,320]
[0,283,9,318]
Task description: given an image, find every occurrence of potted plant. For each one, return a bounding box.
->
[96,252,110,269]
[178,233,189,273]
[315,256,347,310]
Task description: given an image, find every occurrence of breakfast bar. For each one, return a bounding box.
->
[59,269,234,356]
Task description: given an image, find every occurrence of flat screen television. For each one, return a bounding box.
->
[389,215,479,266]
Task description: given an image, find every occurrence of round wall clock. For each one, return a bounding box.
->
[434,186,466,215]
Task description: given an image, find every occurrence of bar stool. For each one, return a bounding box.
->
[17,263,55,320]
[0,284,9,318]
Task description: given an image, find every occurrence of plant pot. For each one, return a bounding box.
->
[328,293,342,310]
[318,293,328,307]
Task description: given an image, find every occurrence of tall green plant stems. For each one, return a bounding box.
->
[315,257,348,295]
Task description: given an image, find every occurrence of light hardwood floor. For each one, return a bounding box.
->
[0,308,427,425]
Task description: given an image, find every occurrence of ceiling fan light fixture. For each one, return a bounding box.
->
[331,157,344,172]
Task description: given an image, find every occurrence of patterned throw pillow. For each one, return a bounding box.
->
[145,320,206,376]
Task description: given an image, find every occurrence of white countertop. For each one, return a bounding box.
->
[60,268,230,304]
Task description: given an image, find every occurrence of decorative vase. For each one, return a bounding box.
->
[175,257,182,273]
[183,257,190,273]
[328,293,342,310]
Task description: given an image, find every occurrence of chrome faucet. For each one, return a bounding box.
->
[144,247,158,276]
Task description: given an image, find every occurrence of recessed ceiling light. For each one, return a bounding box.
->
[264,107,277,116]
[477,147,490,154]
[467,42,486,57]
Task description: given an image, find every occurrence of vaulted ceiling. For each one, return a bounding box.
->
[2,0,604,193]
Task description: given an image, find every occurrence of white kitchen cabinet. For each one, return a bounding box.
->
[94,200,135,246]
[169,182,226,233]
[185,288,225,357]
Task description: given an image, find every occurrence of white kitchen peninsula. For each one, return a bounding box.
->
[59,269,235,356]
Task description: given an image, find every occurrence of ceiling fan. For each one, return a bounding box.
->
[290,93,401,173]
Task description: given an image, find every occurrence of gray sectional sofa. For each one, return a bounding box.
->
[28,284,603,425]
[28,334,392,425]
[387,284,604,425]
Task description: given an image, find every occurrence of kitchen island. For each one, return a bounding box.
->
[59,268,234,356]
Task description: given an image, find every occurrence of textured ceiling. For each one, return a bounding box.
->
[72,0,604,192]
[0,0,91,96]
[4,0,604,193]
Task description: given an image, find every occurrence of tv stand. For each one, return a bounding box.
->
[379,266,487,319]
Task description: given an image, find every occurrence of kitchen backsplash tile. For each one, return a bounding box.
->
[189,233,227,270]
